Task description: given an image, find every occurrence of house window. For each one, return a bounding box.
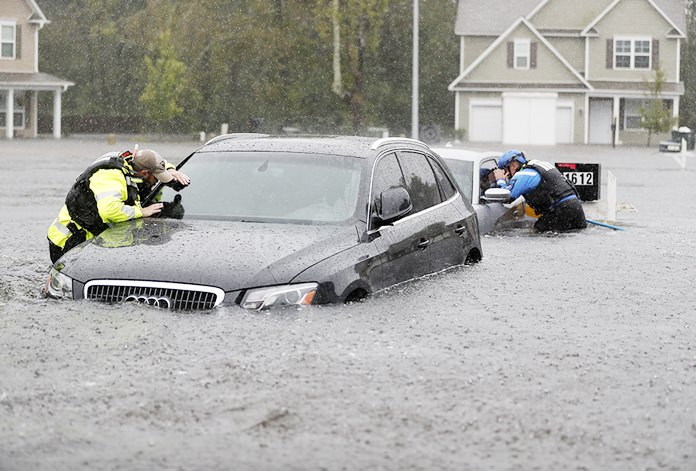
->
[1,22,16,59]
[514,39,530,69]
[0,94,25,129]
[615,38,651,69]
[621,98,672,130]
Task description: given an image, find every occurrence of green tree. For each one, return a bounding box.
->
[639,68,677,146]
[315,0,390,132]
[139,30,189,130]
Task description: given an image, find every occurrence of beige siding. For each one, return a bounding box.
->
[587,0,680,82]
[0,0,37,73]
[557,92,586,143]
[463,37,496,70]
[456,92,501,138]
[467,24,581,84]
[530,0,611,30]
[546,37,585,73]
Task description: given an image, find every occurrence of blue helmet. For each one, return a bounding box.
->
[498,150,527,169]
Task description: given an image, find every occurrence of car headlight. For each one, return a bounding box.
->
[45,267,74,299]
[240,283,318,310]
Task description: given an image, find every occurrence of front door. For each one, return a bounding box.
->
[589,98,613,144]
[369,153,431,288]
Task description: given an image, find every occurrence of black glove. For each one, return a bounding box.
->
[166,180,188,192]
[158,194,185,219]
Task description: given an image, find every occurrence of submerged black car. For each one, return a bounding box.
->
[46,135,482,310]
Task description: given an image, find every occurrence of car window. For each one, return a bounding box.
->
[444,159,474,202]
[370,153,406,219]
[398,151,442,213]
[479,158,499,196]
[160,151,362,224]
[427,156,456,201]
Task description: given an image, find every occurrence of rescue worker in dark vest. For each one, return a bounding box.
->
[492,150,587,232]
[47,148,190,263]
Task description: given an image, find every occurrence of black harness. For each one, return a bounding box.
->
[521,160,578,214]
[65,153,140,236]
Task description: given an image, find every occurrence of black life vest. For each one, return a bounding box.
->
[65,153,140,236]
[521,160,578,214]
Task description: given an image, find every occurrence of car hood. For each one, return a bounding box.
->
[60,218,358,291]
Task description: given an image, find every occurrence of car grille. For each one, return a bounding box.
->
[84,280,224,310]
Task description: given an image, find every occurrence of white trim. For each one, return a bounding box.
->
[581,0,620,36]
[34,27,38,72]
[459,36,465,73]
[527,0,552,19]
[582,0,685,38]
[613,96,621,144]
[676,38,681,82]
[454,92,460,129]
[448,17,592,91]
[583,94,589,144]
[585,36,590,80]
[449,85,588,93]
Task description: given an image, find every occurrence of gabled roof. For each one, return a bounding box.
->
[455,0,686,37]
[448,17,592,91]
[581,0,685,37]
[24,0,48,26]
[454,0,542,36]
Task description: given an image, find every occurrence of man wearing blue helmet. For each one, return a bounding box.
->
[492,150,586,232]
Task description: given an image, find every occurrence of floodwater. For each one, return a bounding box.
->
[1,137,695,470]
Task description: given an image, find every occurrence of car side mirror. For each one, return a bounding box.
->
[482,188,511,203]
[376,187,412,225]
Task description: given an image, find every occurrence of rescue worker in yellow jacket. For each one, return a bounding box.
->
[47,148,190,263]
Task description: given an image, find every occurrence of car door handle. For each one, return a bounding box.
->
[454,225,467,235]
[417,238,431,250]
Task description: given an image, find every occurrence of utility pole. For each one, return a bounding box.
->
[411,0,419,140]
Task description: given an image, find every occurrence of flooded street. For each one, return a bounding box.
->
[1,137,695,470]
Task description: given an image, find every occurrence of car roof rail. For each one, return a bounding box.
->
[370,137,430,150]
[204,133,270,146]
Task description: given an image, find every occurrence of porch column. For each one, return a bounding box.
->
[53,88,62,138]
[30,91,38,138]
[5,88,14,139]
[613,96,621,145]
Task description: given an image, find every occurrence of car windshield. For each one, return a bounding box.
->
[444,159,474,201]
[160,151,363,224]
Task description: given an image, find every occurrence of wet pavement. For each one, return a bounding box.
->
[1,136,695,470]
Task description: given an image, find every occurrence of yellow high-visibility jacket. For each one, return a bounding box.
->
[48,167,144,250]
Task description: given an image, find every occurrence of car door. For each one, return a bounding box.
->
[397,151,469,272]
[476,156,528,233]
[369,152,432,288]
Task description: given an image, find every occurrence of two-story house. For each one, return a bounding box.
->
[0,0,72,139]
[448,0,686,145]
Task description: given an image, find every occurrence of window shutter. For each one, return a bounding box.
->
[15,25,21,60]
[530,42,538,68]
[652,39,659,69]
[606,39,613,68]
[507,42,514,68]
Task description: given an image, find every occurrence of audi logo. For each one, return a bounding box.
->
[124,294,173,309]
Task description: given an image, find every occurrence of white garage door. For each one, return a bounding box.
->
[503,93,557,145]
[469,103,502,142]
